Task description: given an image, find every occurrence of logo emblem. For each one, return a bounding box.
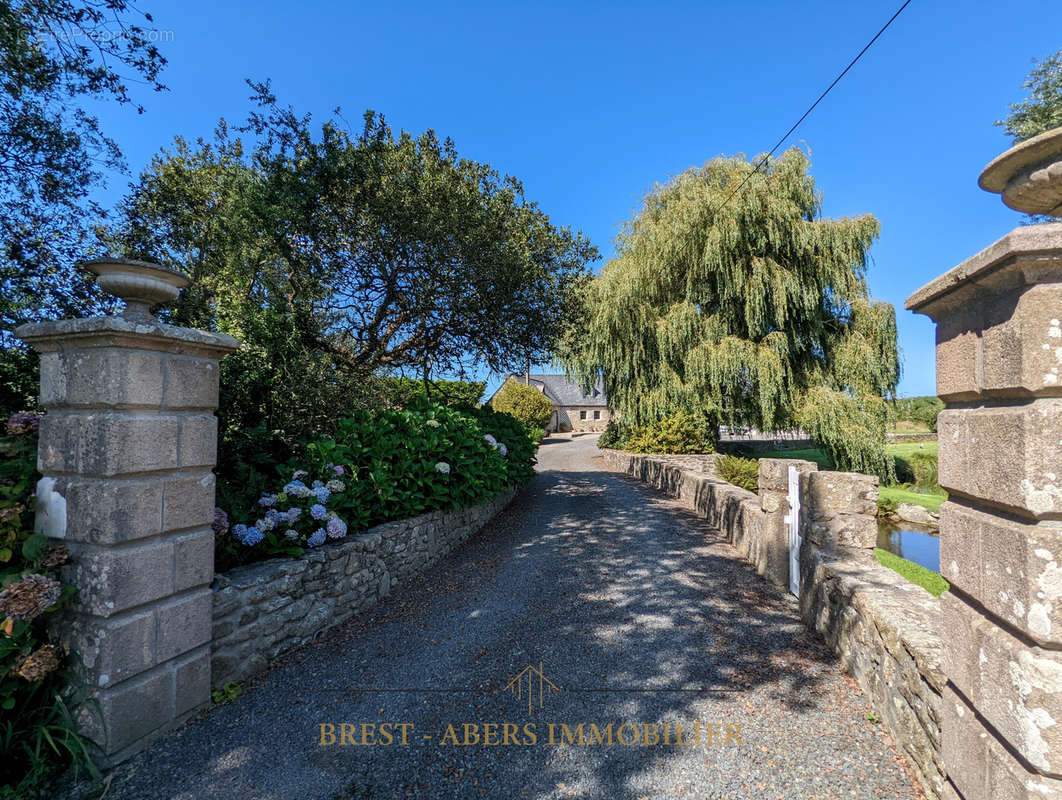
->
[504,662,560,713]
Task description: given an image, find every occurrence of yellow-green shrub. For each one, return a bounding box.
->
[489,380,553,430]
[716,455,759,492]
[623,411,716,454]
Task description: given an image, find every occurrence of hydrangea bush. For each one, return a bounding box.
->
[215,468,352,563]
[0,413,96,795]
[301,403,536,532]
[215,403,538,570]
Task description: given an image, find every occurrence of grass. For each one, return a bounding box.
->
[742,447,834,468]
[886,441,937,459]
[874,548,950,597]
[745,441,937,463]
[878,485,946,514]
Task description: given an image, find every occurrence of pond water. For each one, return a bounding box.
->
[876,520,940,573]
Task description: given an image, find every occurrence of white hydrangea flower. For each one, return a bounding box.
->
[326,479,345,492]
[497,443,508,457]
[426,419,441,428]
[483,434,497,446]
[435,462,451,474]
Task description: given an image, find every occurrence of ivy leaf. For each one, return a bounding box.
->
[21,533,48,563]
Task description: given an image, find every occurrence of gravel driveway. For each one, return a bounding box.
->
[74,435,921,800]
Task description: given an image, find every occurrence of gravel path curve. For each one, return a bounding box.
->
[72,435,922,800]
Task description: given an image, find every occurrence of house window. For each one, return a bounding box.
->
[579,410,587,420]
[593,410,601,420]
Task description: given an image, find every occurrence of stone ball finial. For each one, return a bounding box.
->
[979,126,1062,217]
[82,258,191,321]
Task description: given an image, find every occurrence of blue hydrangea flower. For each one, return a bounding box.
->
[284,529,299,540]
[284,507,301,523]
[283,480,310,498]
[310,503,328,520]
[256,516,274,532]
[312,480,325,489]
[332,465,345,476]
[292,470,309,480]
[307,529,327,547]
[258,493,277,508]
[326,517,347,539]
[233,524,264,546]
[313,487,331,503]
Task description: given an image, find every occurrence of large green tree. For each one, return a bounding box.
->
[119,88,596,375]
[560,149,899,478]
[996,48,1062,142]
[113,88,597,473]
[0,0,166,413]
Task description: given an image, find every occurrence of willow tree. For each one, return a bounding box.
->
[560,148,899,478]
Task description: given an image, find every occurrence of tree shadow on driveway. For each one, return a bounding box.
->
[75,442,921,800]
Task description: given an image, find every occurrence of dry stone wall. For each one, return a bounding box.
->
[801,548,945,797]
[211,489,516,686]
[601,448,944,799]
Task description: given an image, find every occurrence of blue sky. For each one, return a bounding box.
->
[88,0,1061,398]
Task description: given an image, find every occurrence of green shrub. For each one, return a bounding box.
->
[876,495,899,517]
[892,456,915,485]
[907,452,938,489]
[216,404,537,571]
[0,346,39,420]
[465,405,539,486]
[893,451,939,492]
[489,380,554,430]
[623,411,716,455]
[716,455,759,492]
[0,414,97,796]
[597,419,631,449]
[214,335,382,515]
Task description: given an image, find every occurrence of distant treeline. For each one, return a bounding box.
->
[889,396,943,432]
[382,377,486,408]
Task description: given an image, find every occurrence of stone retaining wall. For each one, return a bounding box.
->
[211,489,517,685]
[601,448,944,799]
[801,548,945,798]
[886,432,938,443]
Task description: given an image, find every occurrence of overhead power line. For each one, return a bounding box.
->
[703,0,914,221]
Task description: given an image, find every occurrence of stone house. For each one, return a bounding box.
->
[493,373,610,433]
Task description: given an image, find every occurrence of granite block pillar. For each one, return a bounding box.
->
[16,259,238,763]
[907,126,1062,800]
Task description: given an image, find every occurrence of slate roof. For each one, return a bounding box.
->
[505,373,608,408]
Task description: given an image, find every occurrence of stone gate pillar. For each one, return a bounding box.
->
[15,259,238,763]
[907,128,1062,800]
